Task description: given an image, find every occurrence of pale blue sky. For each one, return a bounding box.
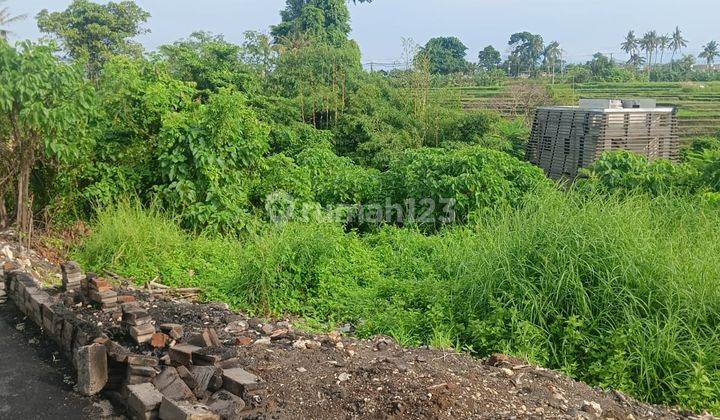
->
[4,0,719,64]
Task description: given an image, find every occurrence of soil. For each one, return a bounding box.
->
[0,230,712,420]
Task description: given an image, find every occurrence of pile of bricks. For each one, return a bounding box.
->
[122,303,155,344]
[86,275,119,313]
[60,261,83,292]
[3,261,269,420]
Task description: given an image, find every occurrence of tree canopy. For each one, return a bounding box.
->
[37,0,150,75]
[416,37,469,75]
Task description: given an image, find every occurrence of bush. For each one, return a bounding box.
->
[381,147,551,225]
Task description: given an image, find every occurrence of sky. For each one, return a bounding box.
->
[3,0,719,65]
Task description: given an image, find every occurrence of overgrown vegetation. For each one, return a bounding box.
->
[2,0,720,413]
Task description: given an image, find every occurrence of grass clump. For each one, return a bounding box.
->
[75,193,720,412]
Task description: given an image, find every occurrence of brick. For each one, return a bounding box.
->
[160,323,184,340]
[127,383,163,418]
[169,344,201,366]
[158,398,219,420]
[221,368,265,397]
[150,332,170,349]
[129,365,157,378]
[130,323,156,343]
[208,390,246,420]
[153,367,195,402]
[188,328,220,347]
[105,340,131,363]
[75,343,108,396]
[190,366,222,398]
[127,354,159,367]
[117,295,136,303]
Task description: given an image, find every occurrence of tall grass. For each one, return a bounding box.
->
[74,193,720,411]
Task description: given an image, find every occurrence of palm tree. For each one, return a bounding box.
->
[627,53,646,69]
[658,34,671,64]
[621,31,638,57]
[543,41,562,83]
[699,41,719,70]
[670,26,688,64]
[0,1,26,41]
[640,31,658,71]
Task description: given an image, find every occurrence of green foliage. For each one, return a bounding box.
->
[416,37,469,75]
[36,0,149,75]
[382,147,551,224]
[477,45,501,71]
[157,31,258,95]
[77,192,720,412]
[154,88,269,234]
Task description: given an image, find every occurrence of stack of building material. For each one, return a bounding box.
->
[60,261,84,292]
[123,304,155,344]
[526,99,679,179]
[87,277,119,313]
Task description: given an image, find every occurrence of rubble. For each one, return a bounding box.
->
[159,397,219,420]
[127,383,163,420]
[75,343,108,396]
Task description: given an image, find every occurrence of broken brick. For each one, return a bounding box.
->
[158,397,218,420]
[75,343,108,396]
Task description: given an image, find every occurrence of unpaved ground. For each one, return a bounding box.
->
[0,230,711,419]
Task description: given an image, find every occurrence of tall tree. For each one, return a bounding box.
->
[36,0,150,76]
[507,32,544,76]
[542,41,562,83]
[158,31,258,95]
[477,45,501,71]
[271,0,372,47]
[416,36,469,75]
[621,30,638,57]
[0,0,26,41]
[0,42,95,239]
[640,31,658,71]
[658,34,671,64]
[699,41,719,69]
[670,26,688,63]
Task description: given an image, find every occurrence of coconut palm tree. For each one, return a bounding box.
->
[658,34,671,64]
[543,41,562,83]
[699,41,719,70]
[640,31,658,70]
[621,31,638,57]
[670,26,688,64]
[0,1,26,41]
[627,53,646,69]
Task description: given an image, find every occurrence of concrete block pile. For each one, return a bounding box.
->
[122,303,155,344]
[60,261,84,292]
[2,261,269,420]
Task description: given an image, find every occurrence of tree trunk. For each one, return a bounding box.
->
[0,189,6,229]
[16,153,33,243]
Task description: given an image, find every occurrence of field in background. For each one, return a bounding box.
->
[452,81,720,142]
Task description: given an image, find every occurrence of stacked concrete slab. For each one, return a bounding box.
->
[526,98,680,179]
[61,261,84,292]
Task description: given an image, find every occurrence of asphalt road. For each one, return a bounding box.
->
[0,301,113,419]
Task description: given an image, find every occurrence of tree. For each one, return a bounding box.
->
[670,26,688,63]
[36,0,150,76]
[477,45,501,71]
[658,34,671,64]
[507,32,544,76]
[699,41,719,68]
[621,31,638,57]
[0,42,95,238]
[542,41,562,83]
[627,53,646,69]
[0,0,26,41]
[241,31,278,79]
[271,0,372,47]
[158,32,258,95]
[416,37,469,75]
[640,31,659,71]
